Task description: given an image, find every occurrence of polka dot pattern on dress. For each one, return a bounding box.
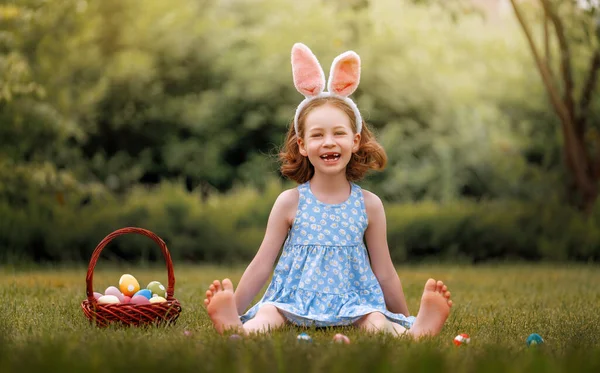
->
[240,182,415,328]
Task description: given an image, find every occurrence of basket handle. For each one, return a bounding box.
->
[86,227,176,303]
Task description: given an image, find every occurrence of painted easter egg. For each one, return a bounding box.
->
[97,295,120,305]
[332,333,351,344]
[297,333,312,342]
[119,274,140,296]
[149,296,167,304]
[526,333,544,346]
[147,281,167,298]
[130,295,151,305]
[104,286,124,303]
[133,289,152,299]
[93,292,103,300]
[453,333,471,346]
[122,296,131,303]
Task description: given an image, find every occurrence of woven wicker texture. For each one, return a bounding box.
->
[81,227,182,327]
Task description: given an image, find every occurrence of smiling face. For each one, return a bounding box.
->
[297,103,361,178]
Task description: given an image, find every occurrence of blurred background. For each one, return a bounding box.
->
[1,0,599,265]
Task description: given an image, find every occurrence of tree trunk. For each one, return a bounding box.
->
[509,0,599,214]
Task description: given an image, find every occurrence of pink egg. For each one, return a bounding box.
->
[93,292,103,300]
[122,296,131,304]
[332,333,351,344]
[130,295,151,305]
[105,286,124,303]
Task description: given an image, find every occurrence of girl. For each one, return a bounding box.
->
[204,43,452,338]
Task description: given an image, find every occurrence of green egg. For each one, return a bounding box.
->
[147,281,167,298]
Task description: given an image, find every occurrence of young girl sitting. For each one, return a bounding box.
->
[204,43,452,338]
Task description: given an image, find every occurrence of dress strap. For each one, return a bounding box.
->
[351,183,369,225]
[297,182,309,198]
[295,182,310,211]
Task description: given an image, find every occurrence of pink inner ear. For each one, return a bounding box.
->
[292,44,325,97]
[329,52,360,97]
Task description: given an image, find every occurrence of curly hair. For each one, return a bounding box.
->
[279,96,387,183]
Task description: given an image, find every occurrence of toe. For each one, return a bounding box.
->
[444,291,451,299]
[442,285,447,293]
[424,278,437,292]
[222,278,234,292]
[204,299,209,306]
[209,284,216,292]
[448,300,453,307]
[213,280,222,291]
[206,290,213,298]
[436,281,444,293]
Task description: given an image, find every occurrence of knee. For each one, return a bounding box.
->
[257,304,282,318]
[361,312,389,330]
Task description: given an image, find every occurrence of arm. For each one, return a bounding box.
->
[233,189,298,315]
[363,190,411,316]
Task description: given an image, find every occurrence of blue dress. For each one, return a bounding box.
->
[240,181,416,328]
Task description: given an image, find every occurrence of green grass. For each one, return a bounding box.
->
[1,263,599,373]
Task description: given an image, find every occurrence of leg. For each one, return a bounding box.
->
[407,278,452,339]
[355,312,406,336]
[391,321,409,336]
[204,278,243,334]
[242,304,287,334]
[354,278,452,340]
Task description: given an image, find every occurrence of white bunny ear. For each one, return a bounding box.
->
[291,43,326,97]
[327,51,361,97]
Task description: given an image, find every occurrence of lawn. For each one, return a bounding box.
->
[1,263,599,373]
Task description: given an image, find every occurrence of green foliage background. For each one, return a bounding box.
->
[2,0,600,263]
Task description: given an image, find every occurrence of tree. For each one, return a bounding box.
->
[0,1,93,205]
[509,0,600,213]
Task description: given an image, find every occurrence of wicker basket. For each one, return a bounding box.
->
[81,227,182,327]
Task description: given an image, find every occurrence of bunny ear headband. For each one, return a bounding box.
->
[291,43,363,134]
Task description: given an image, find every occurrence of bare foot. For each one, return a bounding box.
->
[408,279,452,339]
[204,278,243,334]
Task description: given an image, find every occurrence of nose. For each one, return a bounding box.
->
[323,134,335,147]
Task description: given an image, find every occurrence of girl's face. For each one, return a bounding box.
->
[297,103,361,178]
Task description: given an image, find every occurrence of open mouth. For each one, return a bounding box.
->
[320,153,341,162]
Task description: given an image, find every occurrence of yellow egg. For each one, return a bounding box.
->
[118,274,140,297]
[149,296,167,304]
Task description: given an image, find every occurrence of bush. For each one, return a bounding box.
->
[1,182,599,264]
[0,181,279,264]
[386,200,600,263]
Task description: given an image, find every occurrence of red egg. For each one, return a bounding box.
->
[122,296,131,303]
[453,333,471,346]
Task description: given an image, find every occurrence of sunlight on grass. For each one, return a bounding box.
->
[1,264,599,373]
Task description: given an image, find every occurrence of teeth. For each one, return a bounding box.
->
[320,153,340,160]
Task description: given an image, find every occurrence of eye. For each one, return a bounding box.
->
[335,131,346,135]
[311,133,323,138]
